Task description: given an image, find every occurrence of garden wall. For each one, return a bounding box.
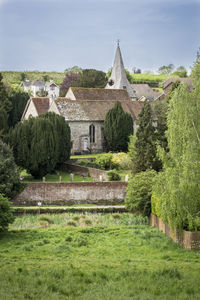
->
[150,213,200,250]
[13,182,127,206]
[62,163,107,181]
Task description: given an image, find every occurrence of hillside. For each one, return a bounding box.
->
[1,71,180,88]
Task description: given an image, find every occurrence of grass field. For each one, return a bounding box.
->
[0,213,200,300]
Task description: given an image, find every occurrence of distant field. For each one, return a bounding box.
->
[0,214,200,299]
[131,73,179,85]
[1,71,65,86]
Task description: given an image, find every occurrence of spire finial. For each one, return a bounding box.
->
[117,39,120,46]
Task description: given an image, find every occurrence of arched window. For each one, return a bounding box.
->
[89,124,95,143]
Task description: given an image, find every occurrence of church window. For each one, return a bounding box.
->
[123,86,126,89]
[89,124,95,143]
[108,79,114,86]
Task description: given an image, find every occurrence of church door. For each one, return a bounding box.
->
[83,137,88,151]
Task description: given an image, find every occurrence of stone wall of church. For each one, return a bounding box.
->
[68,121,105,154]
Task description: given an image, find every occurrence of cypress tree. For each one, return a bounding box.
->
[104,101,133,152]
[134,101,160,173]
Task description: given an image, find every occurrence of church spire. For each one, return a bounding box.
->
[106,43,136,99]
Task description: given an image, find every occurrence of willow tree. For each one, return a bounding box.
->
[104,101,133,152]
[152,57,200,231]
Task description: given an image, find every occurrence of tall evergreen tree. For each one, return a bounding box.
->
[133,101,160,173]
[8,90,29,128]
[0,73,12,135]
[9,113,71,178]
[104,101,133,152]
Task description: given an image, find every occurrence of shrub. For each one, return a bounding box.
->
[125,170,156,216]
[111,152,133,170]
[107,170,121,181]
[0,193,15,231]
[95,153,113,170]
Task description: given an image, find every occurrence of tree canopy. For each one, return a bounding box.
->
[9,112,71,178]
[73,69,107,88]
[104,101,133,152]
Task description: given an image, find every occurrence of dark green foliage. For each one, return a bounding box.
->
[8,90,29,128]
[154,100,168,151]
[73,69,107,88]
[104,101,133,152]
[107,169,121,181]
[9,112,71,178]
[42,74,50,82]
[0,73,11,135]
[20,72,27,81]
[0,139,20,198]
[0,193,15,231]
[125,169,156,216]
[134,101,161,173]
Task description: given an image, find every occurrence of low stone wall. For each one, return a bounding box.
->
[13,182,127,206]
[62,163,107,181]
[150,213,200,250]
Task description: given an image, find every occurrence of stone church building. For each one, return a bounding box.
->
[21,44,149,154]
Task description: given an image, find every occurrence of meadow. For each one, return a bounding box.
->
[1,213,200,300]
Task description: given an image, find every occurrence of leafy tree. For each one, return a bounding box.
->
[9,112,71,178]
[158,64,174,74]
[133,101,161,173]
[104,101,133,152]
[153,100,168,151]
[0,193,15,231]
[0,139,20,198]
[73,69,107,88]
[172,66,187,77]
[60,72,80,96]
[65,66,82,74]
[125,169,156,216]
[152,58,200,231]
[42,74,50,82]
[20,72,27,81]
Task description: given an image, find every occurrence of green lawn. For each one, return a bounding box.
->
[20,170,92,182]
[0,213,200,299]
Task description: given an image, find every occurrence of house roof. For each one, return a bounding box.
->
[163,78,193,90]
[131,84,161,101]
[70,87,131,101]
[32,80,45,86]
[21,81,32,87]
[54,97,145,122]
[32,97,50,114]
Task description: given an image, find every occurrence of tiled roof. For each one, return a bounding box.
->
[32,97,50,115]
[54,98,145,121]
[32,80,45,86]
[70,87,130,101]
[131,84,161,101]
[163,78,193,90]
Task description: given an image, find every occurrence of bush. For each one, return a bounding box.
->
[0,193,15,231]
[95,152,113,170]
[111,152,133,170]
[107,170,121,181]
[125,170,156,216]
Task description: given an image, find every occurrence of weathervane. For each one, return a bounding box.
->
[117,39,120,46]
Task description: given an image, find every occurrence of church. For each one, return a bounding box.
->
[21,44,149,154]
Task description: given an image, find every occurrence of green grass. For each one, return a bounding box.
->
[1,214,200,299]
[131,73,179,84]
[70,153,102,159]
[20,170,92,182]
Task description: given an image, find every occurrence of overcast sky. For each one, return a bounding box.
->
[0,0,200,73]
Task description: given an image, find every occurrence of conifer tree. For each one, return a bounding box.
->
[9,113,71,178]
[104,101,133,152]
[133,101,160,173]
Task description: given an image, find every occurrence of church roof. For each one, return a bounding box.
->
[32,97,50,114]
[70,87,130,101]
[105,44,136,99]
[54,98,144,122]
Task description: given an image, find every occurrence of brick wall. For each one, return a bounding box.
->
[13,182,127,206]
[150,213,200,250]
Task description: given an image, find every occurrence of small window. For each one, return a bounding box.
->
[123,86,126,89]
[89,124,95,143]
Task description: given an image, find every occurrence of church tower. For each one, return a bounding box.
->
[106,42,136,99]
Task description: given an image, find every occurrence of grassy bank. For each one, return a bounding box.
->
[0,214,200,299]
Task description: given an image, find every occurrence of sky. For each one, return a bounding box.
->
[0,0,200,73]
